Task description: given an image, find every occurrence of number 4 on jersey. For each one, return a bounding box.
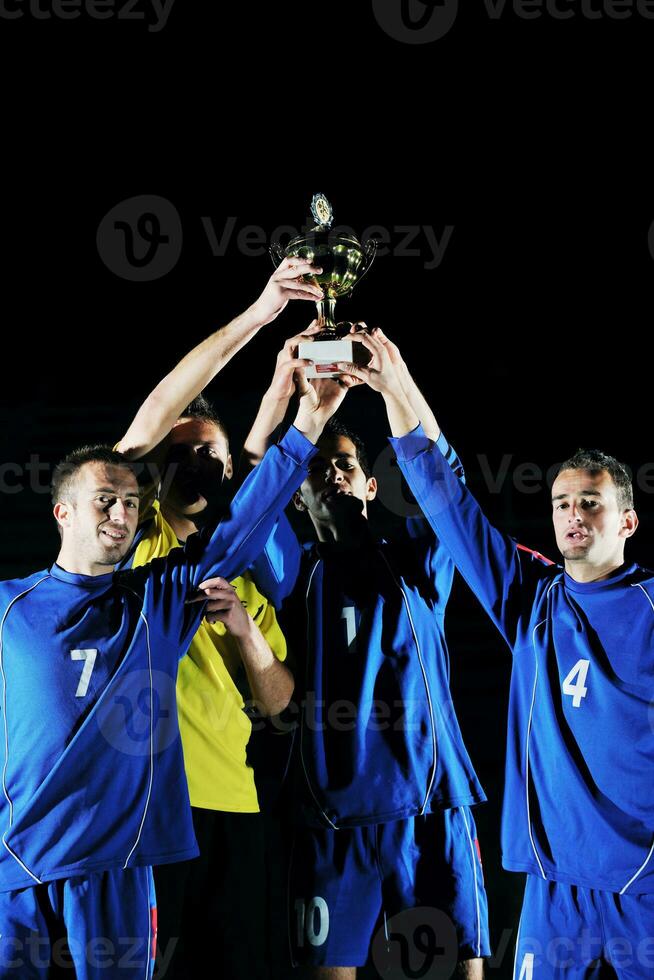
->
[562,658,590,708]
[70,649,98,697]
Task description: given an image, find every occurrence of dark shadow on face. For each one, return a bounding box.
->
[161,418,233,523]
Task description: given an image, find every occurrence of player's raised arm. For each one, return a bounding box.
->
[116,259,324,461]
[195,368,359,621]
[336,328,419,437]
[238,321,322,476]
[358,324,442,442]
[151,369,355,648]
[339,331,545,648]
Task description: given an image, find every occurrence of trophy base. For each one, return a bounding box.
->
[299,338,357,380]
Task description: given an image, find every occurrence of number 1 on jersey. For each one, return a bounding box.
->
[341,607,357,651]
[70,649,98,698]
[518,953,534,980]
[562,658,590,708]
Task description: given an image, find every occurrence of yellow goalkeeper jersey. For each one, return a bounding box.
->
[131,500,287,812]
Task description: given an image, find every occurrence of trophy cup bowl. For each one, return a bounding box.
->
[270,226,377,379]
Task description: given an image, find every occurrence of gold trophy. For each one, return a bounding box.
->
[270,193,376,378]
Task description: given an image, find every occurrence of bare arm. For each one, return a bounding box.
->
[238,321,322,476]
[238,324,362,484]
[236,619,294,717]
[337,331,420,438]
[117,259,324,460]
[350,324,440,439]
[198,579,294,716]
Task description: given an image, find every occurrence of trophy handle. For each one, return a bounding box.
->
[269,243,286,268]
[356,237,377,286]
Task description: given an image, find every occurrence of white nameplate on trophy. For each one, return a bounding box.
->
[298,339,355,380]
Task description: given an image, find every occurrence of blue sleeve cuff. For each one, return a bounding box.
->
[280,426,319,466]
[435,430,452,459]
[388,423,427,461]
[389,424,452,463]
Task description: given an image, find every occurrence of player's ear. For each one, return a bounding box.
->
[53,501,72,529]
[365,477,378,502]
[293,489,307,512]
[621,508,638,538]
[223,454,234,481]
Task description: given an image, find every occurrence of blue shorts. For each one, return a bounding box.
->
[514,875,654,979]
[288,806,490,968]
[0,866,156,979]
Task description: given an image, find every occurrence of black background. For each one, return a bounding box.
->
[1,1,652,976]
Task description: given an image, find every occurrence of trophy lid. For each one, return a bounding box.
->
[310,192,334,230]
[283,193,363,251]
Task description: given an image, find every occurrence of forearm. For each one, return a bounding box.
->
[236,618,295,716]
[119,306,265,458]
[399,369,441,441]
[382,390,420,438]
[240,390,291,473]
[392,426,523,643]
[292,412,329,446]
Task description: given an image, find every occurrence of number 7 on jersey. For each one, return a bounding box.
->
[70,649,98,698]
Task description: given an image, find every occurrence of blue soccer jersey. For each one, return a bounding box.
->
[0,427,316,893]
[392,424,654,895]
[258,433,486,829]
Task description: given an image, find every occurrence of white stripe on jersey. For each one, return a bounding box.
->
[0,576,50,885]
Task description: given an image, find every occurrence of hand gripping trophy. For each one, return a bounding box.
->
[270,193,377,379]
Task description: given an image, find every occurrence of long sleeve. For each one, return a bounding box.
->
[138,426,316,649]
[390,424,539,648]
[248,512,302,609]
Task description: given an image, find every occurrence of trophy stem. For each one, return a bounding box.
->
[316,297,338,337]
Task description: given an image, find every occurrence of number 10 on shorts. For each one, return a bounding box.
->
[294,897,329,947]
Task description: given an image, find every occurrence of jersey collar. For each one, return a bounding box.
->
[49,563,115,589]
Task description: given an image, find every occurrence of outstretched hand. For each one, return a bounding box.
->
[336,324,406,397]
[293,373,360,443]
[250,257,325,326]
[295,374,356,417]
[360,325,407,378]
[266,320,323,401]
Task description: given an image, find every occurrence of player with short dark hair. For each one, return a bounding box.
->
[345,328,654,979]
[0,365,340,978]
[231,324,490,979]
[112,262,352,978]
[556,448,634,510]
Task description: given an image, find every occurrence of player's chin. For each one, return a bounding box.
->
[98,536,132,562]
[181,494,208,515]
[560,542,591,560]
[325,495,364,516]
